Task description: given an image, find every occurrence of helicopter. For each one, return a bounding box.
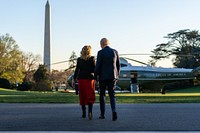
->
[66,55,195,93]
[116,57,194,92]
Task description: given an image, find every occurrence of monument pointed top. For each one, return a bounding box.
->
[45,0,50,8]
[46,0,50,5]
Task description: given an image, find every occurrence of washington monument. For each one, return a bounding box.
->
[44,0,52,71]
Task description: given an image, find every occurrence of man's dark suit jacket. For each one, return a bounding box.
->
[94,46,120,81]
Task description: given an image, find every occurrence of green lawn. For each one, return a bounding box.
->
[0,86,200,103]
[0,88,79,103]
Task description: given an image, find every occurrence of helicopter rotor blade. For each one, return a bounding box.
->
[119,54,152,56]
[122,57,149,66]
[51,58,77,65]
[65,65,76,71]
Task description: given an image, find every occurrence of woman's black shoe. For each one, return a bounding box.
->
[82,105,86,118]
[88,112,93,120]
[82,111,86,118]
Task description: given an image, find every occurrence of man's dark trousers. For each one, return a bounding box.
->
[99,79,116,116]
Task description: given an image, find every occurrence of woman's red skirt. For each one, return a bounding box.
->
[78,79,96,105]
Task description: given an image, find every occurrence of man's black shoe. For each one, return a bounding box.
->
[99,115,105,119]
[112,112,117,121]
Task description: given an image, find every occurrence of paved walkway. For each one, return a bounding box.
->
[0,103,200,132]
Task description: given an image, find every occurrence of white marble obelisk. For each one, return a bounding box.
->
[44,0,52,71]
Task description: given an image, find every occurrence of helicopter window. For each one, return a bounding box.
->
[137,74,141,77]
[167,74,171,76]
[155,73,161,77]
[122,74,127,77]
[120,63,127,67]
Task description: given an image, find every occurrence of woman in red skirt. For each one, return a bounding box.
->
[73,45,96,120]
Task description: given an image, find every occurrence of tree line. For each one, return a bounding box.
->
[0,33,75,91]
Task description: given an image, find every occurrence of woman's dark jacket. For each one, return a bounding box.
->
[73,56,95,80]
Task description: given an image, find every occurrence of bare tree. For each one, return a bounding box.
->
[21,52,41,82]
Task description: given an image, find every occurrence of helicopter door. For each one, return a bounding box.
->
[130,71,139,93]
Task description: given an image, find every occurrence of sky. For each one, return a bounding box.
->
[1,0,200,70]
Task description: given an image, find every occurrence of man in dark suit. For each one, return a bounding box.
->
[94,38,120,121]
